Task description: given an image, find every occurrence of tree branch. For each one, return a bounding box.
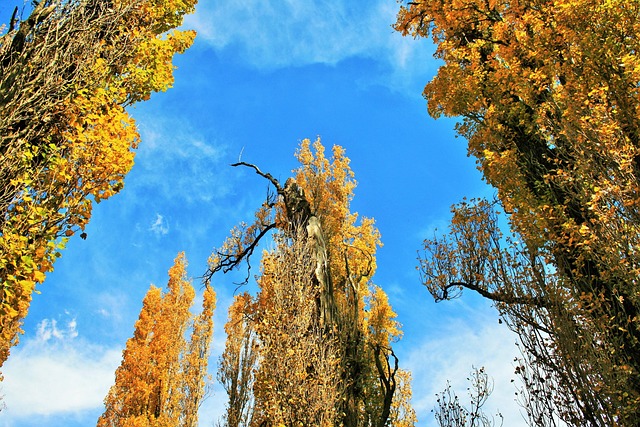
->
[373,344,398,427]
[231,162,283,194]
[445,281,548,308]
[203,221,277,286]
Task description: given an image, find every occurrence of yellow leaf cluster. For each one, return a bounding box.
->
[98,253,215,427]
[216,139,415,427]
[398,0,640,420]
[0,0,197,372]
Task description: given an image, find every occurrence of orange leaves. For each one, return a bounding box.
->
[250,234,343,427]
[366,285,402,347]
[98,253,215,427]
[295,138,381,288]
[397,0,640,264]
[213,139,413,426]
[295,138,356,230]
[399,0,640,420]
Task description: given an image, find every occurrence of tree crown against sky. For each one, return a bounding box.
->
[11,0,640,425]
[98,253,215,427]
[0,0,196,378]
[211,138,416,427]
[396,0,640,424]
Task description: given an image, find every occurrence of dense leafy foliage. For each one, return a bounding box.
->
[397,0,640,424]
[212,139,417,427]
[0,0,196,374]
[98,253,215,427]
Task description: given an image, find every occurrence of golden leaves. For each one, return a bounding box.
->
[366,285,402,347]
[247,231,343,427]
[399,0,640,421]
[215,139,414,426]
[98,253,215,427]
[0,0,198,371]
[295,138,381,288]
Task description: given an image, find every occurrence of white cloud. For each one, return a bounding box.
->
[132,117,231,206]
[149,213,170,236]
[35,317,79,342]
[405,303,527,426]
[188,1,367,66]
[0,317,121,421]
[186,0,436,91]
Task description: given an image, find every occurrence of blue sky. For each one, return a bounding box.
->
[1,1,526,426]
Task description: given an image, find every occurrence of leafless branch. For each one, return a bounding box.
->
[231,162,284,194]
[445,281,548,308]
[373,344,399,427]
[203,221,277,286]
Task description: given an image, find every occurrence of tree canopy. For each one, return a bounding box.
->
[4,0,640,425]
[396,0,640,423]
[98,253,216,427]
[0,0,196,374]
[212,138,416,427]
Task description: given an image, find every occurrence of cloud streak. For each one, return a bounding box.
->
[149,213,170,236]
[130,115,230,206]
[186,0,436,91]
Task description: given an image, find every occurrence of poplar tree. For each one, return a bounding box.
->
[210,139,417,427]
[0,0,196,372]
[396,0,640,423]
[98,253,216,427]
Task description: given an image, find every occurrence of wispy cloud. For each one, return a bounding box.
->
[186,0,436,91]
[35,317,78,342]
[149,213,170,236]
[131,116,230,206]
[1,316,121,422]
[405,304,526,426]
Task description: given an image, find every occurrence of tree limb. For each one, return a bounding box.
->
[373,344,398,427]
[231,162,283,194]
[203,221,277,286]
[445,281,548,308]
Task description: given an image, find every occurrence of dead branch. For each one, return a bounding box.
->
[373,344,398,427]
[231,162,283,193]
[444,281,548,308]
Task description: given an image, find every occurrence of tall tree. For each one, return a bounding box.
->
[211,139,416,427]
[0,0,196,373]
[218,293,258,427]
[249,230,344,427]
[98,253,216,427]
[396,0,640,423]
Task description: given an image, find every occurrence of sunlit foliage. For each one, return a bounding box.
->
[98,253,215,427]
[0,0,196,375]
[212,139,416,427]
[397,0,640,423]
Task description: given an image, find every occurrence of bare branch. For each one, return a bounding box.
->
[203,221,277,285]
[231,162,283,194]
[373,344,399,427]
[446,281,548,308]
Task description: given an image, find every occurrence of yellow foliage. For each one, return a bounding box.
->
[367,285,402,347]
[98,253,215,427]
[294,138,382,304]
[0,0,197,373]
[215,139,414,426]
[397,0,640,421]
